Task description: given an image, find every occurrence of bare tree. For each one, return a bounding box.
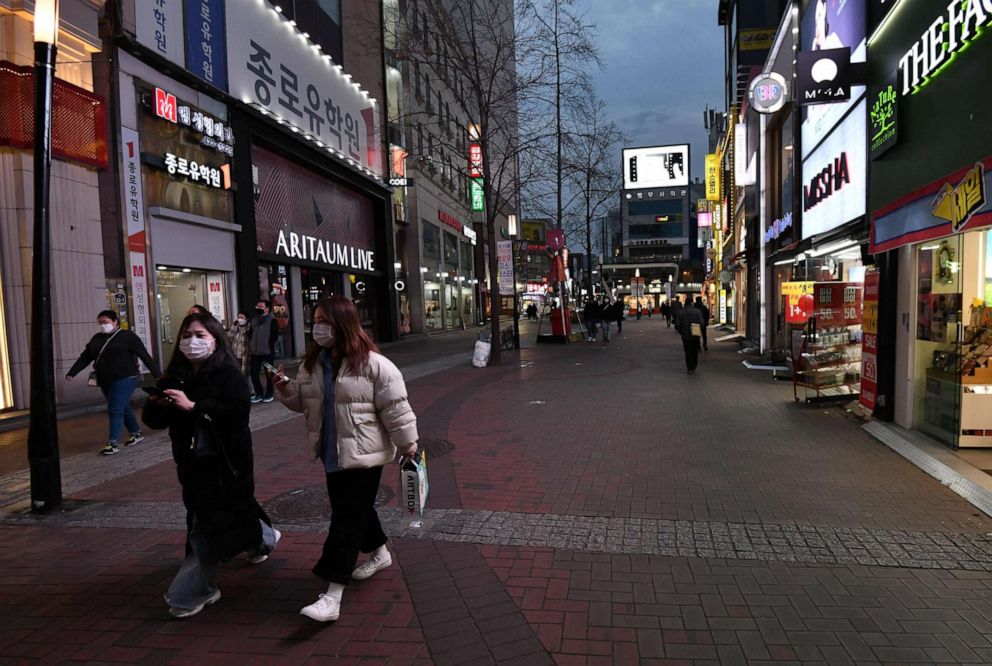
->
[562,97,626,296]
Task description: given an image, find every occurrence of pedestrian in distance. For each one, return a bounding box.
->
[670,296,683,331]
[661,301,672,327]
[600,298,614,342]
[274,296,419,623]
[615,298,624,333]
[647,303,653,318]
[583,299,601,342]
[636,303,642,320]
[227,312,250,376]
[248,299,280,403]
[675,300,705,374]
[142,312,279,619]
[694,297,711,352]
[65,310,161,456]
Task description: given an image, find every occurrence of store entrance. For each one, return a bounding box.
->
[156,267,230,354]
[301,268,346,346]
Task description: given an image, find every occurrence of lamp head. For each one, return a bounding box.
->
[34,0,60,44]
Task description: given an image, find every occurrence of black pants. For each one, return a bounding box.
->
[616,319,622,333]
[682,336,700,372]
[701,326,708,350]
[313,466,387,585]
[249,354,274,398]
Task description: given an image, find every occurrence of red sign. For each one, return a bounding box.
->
[860,270,880,412]
[469,143,482,178]
[811,281,863,327]
[154,87,177,124]
[438,210,463,233]
[546,229,565,252]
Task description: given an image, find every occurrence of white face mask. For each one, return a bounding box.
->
[99,322,115,334]
[180,336,215,361]
[236,316,246,325]
[312,323,335,348]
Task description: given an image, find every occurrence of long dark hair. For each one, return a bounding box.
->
[302,296,379,373]
[163,313,237,380]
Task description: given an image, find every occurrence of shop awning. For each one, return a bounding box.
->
[871,155,992,254]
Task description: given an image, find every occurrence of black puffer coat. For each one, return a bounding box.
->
[142,359,268,561]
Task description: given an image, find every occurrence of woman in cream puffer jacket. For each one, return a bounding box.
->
[274,296,418,623]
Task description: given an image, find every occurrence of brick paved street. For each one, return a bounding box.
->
[3,318,992,664]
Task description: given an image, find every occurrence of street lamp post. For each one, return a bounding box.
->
[507,214,520,350]
[27,0,62,512]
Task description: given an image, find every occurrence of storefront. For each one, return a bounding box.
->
[419,209,477,331]
[250,143,386,355]
[115,52,239,363]
[868,0,992,442]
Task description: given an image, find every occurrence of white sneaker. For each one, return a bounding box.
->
[300,594,340,622]
[169,588,221,618]
[352,550,392,581]
[247,528,282,564]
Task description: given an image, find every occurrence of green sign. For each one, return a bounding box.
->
[471,178,485,212]
[869,78,898,160]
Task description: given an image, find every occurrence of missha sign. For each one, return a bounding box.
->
[801,98,867,239]
[898,0,992,96]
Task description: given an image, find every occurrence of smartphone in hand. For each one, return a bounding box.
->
[141,385,168,397]
[262,362,292,383]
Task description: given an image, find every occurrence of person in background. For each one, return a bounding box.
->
[675,300,705,374]
[600,298,614,343]
[583,299,601,342]
[248,299,280,403]
[614,297,624,334]
[228,312,250,376]
[661,300,672,327]
[66,310,161,456]
[670,296,683,329]
[143,312,279,619]
[274,296,418,623]
[188,304,209,316]
[694,297,711,352]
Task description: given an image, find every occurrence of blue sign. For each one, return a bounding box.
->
[185,0,228,91]
[764,212,793,243]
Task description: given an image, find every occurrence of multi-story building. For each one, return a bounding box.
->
[0,0,109,413]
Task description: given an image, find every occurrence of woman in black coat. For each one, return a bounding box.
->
[142,313,279,619]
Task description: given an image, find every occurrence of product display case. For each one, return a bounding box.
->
[791,325,862,403]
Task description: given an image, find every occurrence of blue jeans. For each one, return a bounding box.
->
[602,320,612,340]
[101,376,140,443]
[166,518,278,612]
[587,320,598,339]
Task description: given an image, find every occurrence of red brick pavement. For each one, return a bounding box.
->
[3,318,992,663]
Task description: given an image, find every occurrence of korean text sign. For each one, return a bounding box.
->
[184,0,228,90]
[860,270,880,412]
[226,0,381,173]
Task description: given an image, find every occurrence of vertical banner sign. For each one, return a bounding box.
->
[120,127,152,367]
[719,289,728,324]
[497,241,514,295]
[184,0,228,91]
[136,0,186,67]
[860,270,880,411]
[705,153,720,201]
[470,179,485,212]
[206,272,225,322]
[469,143,483,178]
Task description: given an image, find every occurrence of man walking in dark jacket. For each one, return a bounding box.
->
[249,299,280,403]
[675,302,704,374]
[694,297,711,351]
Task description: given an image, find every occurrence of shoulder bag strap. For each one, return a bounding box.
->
[94,328,122,369]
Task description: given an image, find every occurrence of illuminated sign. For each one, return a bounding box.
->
[471,179,485,212]
[747,72,787,114]
[705,153,720,201]
[150,86,234,156]
[469,143,483,178]
[797,48,852,105]
[932,162,987,233]
[764,212,793,243]
[869,79,898,159]
[162,152,226,188]
[805,152,851,211]
[275,229,375,271]
[899,0,992,96]
[623,144,690,189]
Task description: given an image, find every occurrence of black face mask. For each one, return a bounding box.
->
[256,307,266,314]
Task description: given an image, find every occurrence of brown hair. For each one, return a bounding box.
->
[302,296,379,374]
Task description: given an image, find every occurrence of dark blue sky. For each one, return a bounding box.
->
[577,0,724,180]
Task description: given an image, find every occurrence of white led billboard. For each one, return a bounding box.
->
[623,144,690,190]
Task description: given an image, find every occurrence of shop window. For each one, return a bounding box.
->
[259,263,293,358]
[156,268,229,356]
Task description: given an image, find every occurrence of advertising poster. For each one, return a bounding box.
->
[497,241,514,296]
[800,0,866,155]
[810,281,863,328]
[782,281,815,324]
[623,144,690,190]
[121,127,152,368]
[860,270,879,411]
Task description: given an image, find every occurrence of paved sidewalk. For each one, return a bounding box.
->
[3,317,992,664]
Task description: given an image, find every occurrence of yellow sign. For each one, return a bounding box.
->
[781,281,814,297]
[739,27,776,51]
[932,162,986,232]
[705,153,721,201]
[863,301,878,336]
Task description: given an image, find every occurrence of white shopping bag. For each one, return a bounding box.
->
[472,340,491,367]
[401,451,429,516]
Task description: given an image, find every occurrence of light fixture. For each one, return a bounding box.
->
[34,0,59,44]
[507,214,517,236]
[182,268,192,273]
[393,261,402,270]
[157,265,168,270]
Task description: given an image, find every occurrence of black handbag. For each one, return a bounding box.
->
[191,414,239,478]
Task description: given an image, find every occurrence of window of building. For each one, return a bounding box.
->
[414,61,421,97]
[627,199,682,217]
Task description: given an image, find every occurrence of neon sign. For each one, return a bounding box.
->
[898,0,992,96]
